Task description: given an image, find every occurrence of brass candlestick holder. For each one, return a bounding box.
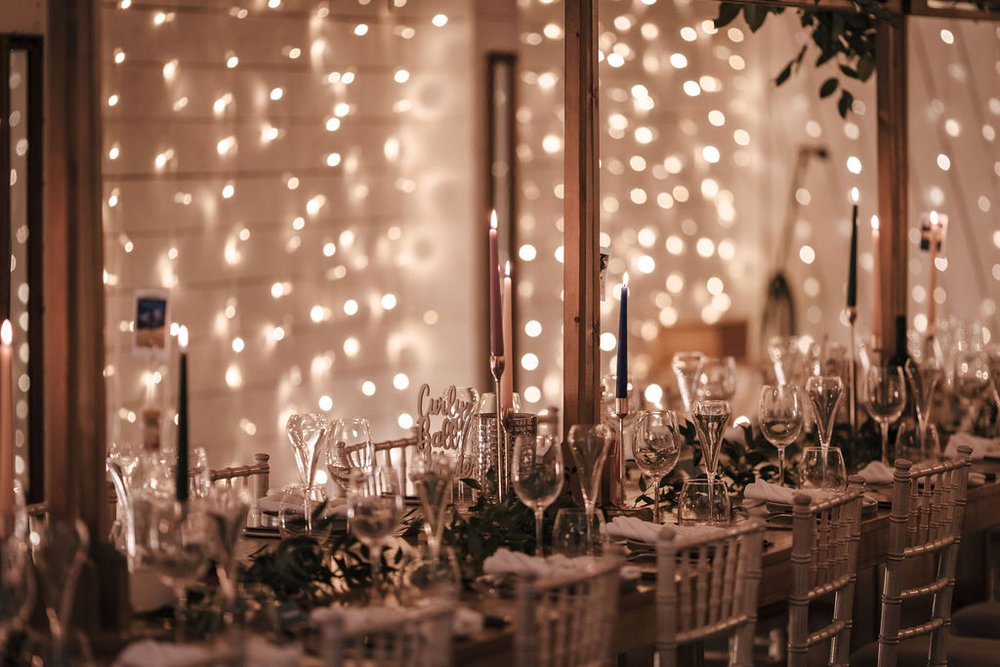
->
[489,355,507,502]
[847,306,858,437]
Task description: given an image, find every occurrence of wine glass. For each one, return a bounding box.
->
[799,447,848,491]
[566,423,614,553]
[143,500,210,641]
[805,376,843,455]
[512,434,564,556]
[677,479,730,526]
[671,352,704,413]
[409,452,456,562]
[632,410,681,524]
[768,336,807,386]
[347,468,404,602]
[691,399,731,512]
[694,356,737,402]
[905,358,943,456]
[30,519,89,667]
[204,483,251,626]
[759,385,804,486]
[865,366,907,465]
[286,413,332,507]
[954,351,991,430]
[552,508,605,557]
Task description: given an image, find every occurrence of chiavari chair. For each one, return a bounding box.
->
[313,598,456,667]
[851,445,1000,666]
[656,520,766,666]
[514,555,622,667]
[787,476,865,667]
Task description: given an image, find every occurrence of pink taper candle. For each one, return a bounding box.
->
[871,215,882,348]
[488,210,504,357]
[0,321,13,523]
[501,261,514,409]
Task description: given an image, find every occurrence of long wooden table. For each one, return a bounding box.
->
[454,462,1000,666]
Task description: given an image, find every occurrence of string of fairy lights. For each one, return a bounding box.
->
[93,0,999,483]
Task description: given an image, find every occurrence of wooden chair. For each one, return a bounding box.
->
[514,555,622,667]
[313,598,456,667]
[787,476,866,667]
[851,445,1000,666]
[656,520,766,666]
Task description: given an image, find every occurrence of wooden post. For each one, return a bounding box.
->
[876,18,908,358]
[563,0,600,434]
[45,0,127,633]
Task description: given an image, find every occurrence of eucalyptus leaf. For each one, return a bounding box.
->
[714,3,742,29]
[819,77,839,98]
[743,5,769,32]
[838,89,855,118]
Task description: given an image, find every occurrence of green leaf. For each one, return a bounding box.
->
[743,5,768,32]
[856,53,876,81]
[459,477,482,491]
[775,61,793,86]
[714,3,742,28]
[840,64,859,79]
[819,77,839,98]
[838,89,855,118]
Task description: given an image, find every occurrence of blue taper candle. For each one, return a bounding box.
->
[847,188,859,310]
[616,274,629,398]
[176,326,189,503]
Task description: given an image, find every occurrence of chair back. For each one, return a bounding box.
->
[788,476,866,667]
[876,445,973,667]
[656,520,766,667]
[514,555,622,667]
[315,598,456,667]
[205,453,270,498]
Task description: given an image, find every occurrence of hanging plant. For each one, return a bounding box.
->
[714,0,897,118]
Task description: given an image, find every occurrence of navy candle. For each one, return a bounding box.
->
[615,274,629,398]
[176,326,189,503]
[847,189,859,310]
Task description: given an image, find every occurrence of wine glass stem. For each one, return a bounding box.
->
[584,503,595,555]
[706,471,715,517]
[652,479,661,525]
[880,420,890,465]
[370,543,383,602]
[174,587,189,642]
[534,507,544,558]
[777,447,786,487]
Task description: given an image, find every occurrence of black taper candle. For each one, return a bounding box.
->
[176,326,189,503]
[847,203,858,309]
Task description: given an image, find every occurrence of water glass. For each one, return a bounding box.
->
[512,434,564,556]
[759,385,804,486]
[327,418,374,491]
[632,410,681,524]
[895,420,941,463]
[694,356,737,402]
[676,479,730,526]
[551,508,605,557]
[799,446,848,492]
[277,483,337,544]
[954,351,991,430]
[671,352,704,413]
[204,483,251,624]
[347,468,404,602]
[566,423,614,553]
[865,366,907,464]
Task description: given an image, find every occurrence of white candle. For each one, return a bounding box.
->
[0,320,13,524]
[871,215,882,349]
[501,261,514,410]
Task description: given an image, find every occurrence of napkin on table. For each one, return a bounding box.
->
[604,516,725,545]
[857,461,895,485]
[482,548,595,578]
[114,640,210,667]
[944,433,1000,461]
[257,491,347,516]
[743,479,833,506]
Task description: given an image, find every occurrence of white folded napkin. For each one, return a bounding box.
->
[257,491,347,516]
[452,606,484,637]
[114,640,211,667]
[311,604,407,633]
[944,433,1000,460]
[857,461,896,485]
[481,548,592,578]
[743,479,833,505]
[604,516,725,545]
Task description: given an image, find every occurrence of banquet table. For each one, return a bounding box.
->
[447,459,1000,666]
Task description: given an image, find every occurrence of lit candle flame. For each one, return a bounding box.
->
[850,187,859,204]
[0,320,10,346]
[929,210,939,226]
[178,325,189,350]
[490,209,497,230]
[623,271,630,287]
[870,215,880,232]
[504,260,511,278]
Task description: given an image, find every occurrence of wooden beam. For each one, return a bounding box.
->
[875,17,908,357]
[563,0,600,433]
[908,0,1000,20]
[705,0,903,13]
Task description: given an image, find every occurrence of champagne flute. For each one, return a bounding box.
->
[286,413,331,518]
[409,452,455,562]
[693,356,737,402]
[759,385,804,486]
[805,376,843,455]
[865,366,907,465]
[905,358,943,457]
[691,399,731,516]
[632,410,681,524]
[204,483,251,626]
[671,352,704,413]
[347,468,404,602]
[954,351,991,430]
[512,434,564,556]
[567,423,614,553]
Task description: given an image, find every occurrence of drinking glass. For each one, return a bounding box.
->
[759,385,804,486]
[286,413,332,508]
[805,376,843,454]
[799,447,848,491]
[671,352,704,413]
[987,347,1000,424]
[551,508,605,557]
[954,351,991,429]
[326,417,374,492]
[905,358,943,456]
[347,468,404,601]
[694,356,737,402]
[409,452,456,562]
[677,479,730,526]
[512,435,564,556]
[768,336,807,386]
[865,366,907,464]
[204,483,251,625]
[567,423,614,553]
[692,399,731,512]
[30,519,89,667]
[1,484,32,652]
[277,483,337,543]
[144,501,210,641]
[632,410,682,524]
[895,420,940,463]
